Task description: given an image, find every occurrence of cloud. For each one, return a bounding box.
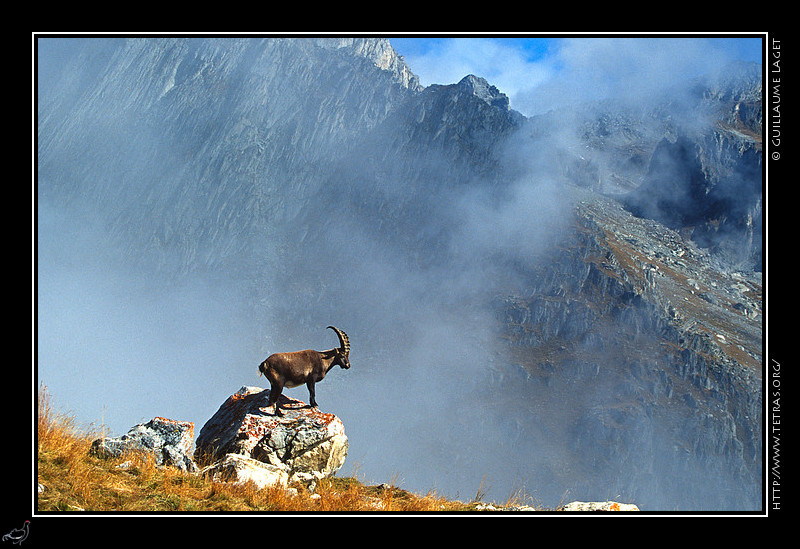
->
[398,36,760,117]
[514,37,748,115]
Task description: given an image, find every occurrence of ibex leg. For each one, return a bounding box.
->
[306,381,317,408]
[267,382,284,416]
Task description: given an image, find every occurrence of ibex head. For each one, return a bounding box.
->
[327,325,351,369]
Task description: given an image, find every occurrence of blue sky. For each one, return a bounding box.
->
[390,35,763,116]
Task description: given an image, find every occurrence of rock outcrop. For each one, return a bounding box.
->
[195,386,348,489]
[200,453,289,490]
[90,416,197,472]
[562,501,640,512]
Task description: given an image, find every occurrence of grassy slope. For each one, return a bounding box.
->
[36,388,536,513]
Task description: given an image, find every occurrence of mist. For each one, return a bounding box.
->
[35,36,761,509]
[511,37,754,116]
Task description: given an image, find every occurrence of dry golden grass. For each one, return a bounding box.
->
[36,387,533,513]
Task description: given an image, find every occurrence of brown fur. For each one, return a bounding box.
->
[258,328,350,416]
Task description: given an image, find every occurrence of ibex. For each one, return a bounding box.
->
[258,326,350,416]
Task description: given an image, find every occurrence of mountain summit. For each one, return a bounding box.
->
[458,74,511,109]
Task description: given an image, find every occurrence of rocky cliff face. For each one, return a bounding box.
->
[36,37,762,511]
[496,188,761,508]
[38,38,421,273]
[622,127,762,271]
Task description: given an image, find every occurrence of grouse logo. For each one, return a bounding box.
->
[2,521,29,545]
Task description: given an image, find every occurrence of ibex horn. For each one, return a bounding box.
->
[327,326,350,356]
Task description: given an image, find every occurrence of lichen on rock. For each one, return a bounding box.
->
[195,386,348,489]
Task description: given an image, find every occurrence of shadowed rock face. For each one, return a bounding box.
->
[621,131,762,271]
[195,386,348,487]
